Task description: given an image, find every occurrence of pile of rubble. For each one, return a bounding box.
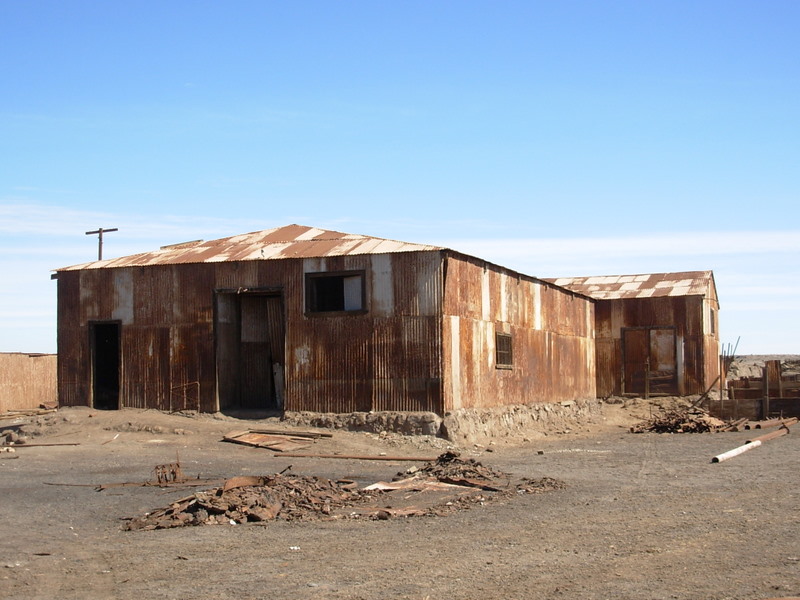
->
[124,452,566,531]
[630,408,727,433]
[124,474,377,530]
[394,450,509,487]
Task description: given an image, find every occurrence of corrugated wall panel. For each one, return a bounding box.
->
[593,294,717,397]
[0,353,57,412]
[134,266,174,325]
[442,255,596,411]
[283,252,443,414]
[121,327,170,410]
[57,272,90,407]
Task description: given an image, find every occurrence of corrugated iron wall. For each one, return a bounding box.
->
[57,251,445,414]
[594,294,720,397]
[0,353,57,412]
[286,252,443,413]
[441,253,596,411]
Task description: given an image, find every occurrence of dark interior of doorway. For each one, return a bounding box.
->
[92,322,120,410]
[216,292,285,417]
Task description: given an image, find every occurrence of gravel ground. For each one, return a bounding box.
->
[0,406,798,600]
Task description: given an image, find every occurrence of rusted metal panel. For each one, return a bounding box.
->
[57,272,90,407]
[169,325,214,412]
[592,292,719,396]
[173,265,215,325]
[79,268,115,323]
[595,338,619,398]
[134,266,173,325]
[548,271,715,300]
[0,353,57,412]
[441,254,596,412]
[56,224,443,272]
[121,327,170,410]
[286,301,442,414]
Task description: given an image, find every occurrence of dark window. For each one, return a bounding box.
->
[306,271,365,314]
[496,332,513,369]
[710,308,716,335]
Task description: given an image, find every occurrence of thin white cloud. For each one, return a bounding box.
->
[439,231,800,264]
[0,204,797,354]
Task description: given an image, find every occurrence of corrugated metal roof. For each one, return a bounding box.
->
[56,224,444,271]
[545,271,715,300]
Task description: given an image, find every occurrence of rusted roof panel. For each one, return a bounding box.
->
[57,224,443,272]
[546,271,714,300]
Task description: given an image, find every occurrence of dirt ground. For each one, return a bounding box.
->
[1,402,798,600]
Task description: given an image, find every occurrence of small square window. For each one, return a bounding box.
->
[496,332,513,369]
[305,271,365,314]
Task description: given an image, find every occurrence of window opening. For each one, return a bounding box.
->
[306,271,365,313]
[496,332,513,369]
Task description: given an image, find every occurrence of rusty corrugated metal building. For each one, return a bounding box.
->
[547,271,720,397]
[53,224,596,415]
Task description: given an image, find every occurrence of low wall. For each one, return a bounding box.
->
[0,353,57,413]
[441,398,603,445]
[283,410,442,436]
[283,398,603,445]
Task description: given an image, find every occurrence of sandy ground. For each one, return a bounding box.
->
[1,404,798,600]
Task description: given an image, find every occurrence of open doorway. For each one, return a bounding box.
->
[215,291,285,414]
[91,322,120,410]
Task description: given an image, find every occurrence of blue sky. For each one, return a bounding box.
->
[1,1,798,354]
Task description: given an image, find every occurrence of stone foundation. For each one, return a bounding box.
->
[282,410,442,436]
[441,398,602,445]
[283,398,603,445]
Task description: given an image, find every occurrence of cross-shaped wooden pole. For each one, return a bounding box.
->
[85,227,118,261]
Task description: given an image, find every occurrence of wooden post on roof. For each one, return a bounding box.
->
[85,227,118,261]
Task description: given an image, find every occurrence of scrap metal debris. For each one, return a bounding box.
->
[630,408,727,433]
[124,474,373,530]
[222,430,316,452]
[395,450,508,481]
[123,452,565,531]
[154,461,184,485]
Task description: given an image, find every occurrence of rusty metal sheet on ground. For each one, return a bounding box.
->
[223,430,313,452]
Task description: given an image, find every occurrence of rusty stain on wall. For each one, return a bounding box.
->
[54,225,600,416]
[549,272,720,397]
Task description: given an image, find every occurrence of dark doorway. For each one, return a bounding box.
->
[91,322,120,410]
[622,327,678,396]
[215,292,285,414]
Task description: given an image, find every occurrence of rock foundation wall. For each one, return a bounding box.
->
[284,398,603,445]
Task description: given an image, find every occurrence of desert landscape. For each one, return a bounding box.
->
[1,363,798,600]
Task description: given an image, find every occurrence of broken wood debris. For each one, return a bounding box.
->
[154,461,184,485]
[124,473,374,530]
[0,408,57,420]
[394,451,509,483]
[630,407,727,433]
[277,452,438,461]
[0,442,80,448]
[123,452,566,530]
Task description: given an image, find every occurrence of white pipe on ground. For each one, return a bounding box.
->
[711,440,761,463]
